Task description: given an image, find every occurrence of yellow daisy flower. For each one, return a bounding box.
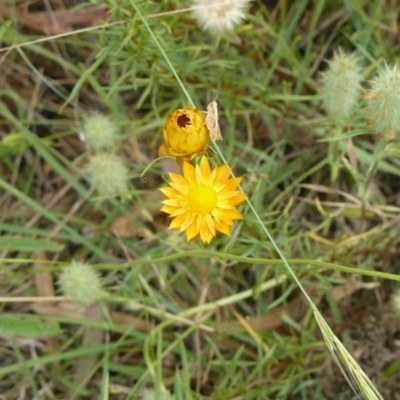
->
[159,107,210,166]
[160,156,247,244]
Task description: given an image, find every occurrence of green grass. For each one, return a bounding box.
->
[1,0,400,399]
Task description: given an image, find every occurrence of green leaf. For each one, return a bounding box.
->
[0,133,29,156]
[0,237,64,252]
[0,20,12,41]
[318,128,373,142]
[0,315,62,338]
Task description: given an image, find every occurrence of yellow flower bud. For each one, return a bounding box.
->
[159,107,210,165]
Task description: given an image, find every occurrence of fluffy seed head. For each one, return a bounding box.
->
[366,64,400,138]
[85,153,130,200]
[321,50,362,121]
[191,0,251,34]
[79,113,119,151]
[59,261,104,306]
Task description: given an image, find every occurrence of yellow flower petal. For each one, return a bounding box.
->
[183,160,196,183]
[223,208,244,220]
[199,216,210,243]
[162,199,182,207]
[159,187,178,198]
[214,219,231,235]
[205,214,216,236]
[161,205,178,214]
[204,230,214,244]
[215,164,231,183]
[229,192,248,205]
[169,172,189,187]
[195,162,204,182]
[169,182,188,195]
[199,155,211,179]
[169,214,188,229]
[220,177,242,192]
[170,208,189,217]
[186,220,199,241]
[158,143,171,156]
[214,209,236,224]
[180,215,197,232]
[209,168,218,185]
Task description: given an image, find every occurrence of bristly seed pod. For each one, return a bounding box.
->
[85,153,130,200]
[365,63,400,138]
[321,50,362,122]
[59,261,104,306]
[79,113,119,151]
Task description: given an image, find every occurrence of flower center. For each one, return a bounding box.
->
[187,184,218,214]
[177,114,191,128]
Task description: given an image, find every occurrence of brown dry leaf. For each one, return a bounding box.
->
[124,134,149,164]
[0,4,108,35]
[224,278,376,332]
[332,278,379,302]
[224,292,308,332]
[73,304,104,391]
[106,213,153,238]
[205,100,223,142]
[32,251,59,351]
[160,157,181,174]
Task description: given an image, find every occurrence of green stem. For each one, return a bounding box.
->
[328,126,342,182]
[360,136,388,205]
